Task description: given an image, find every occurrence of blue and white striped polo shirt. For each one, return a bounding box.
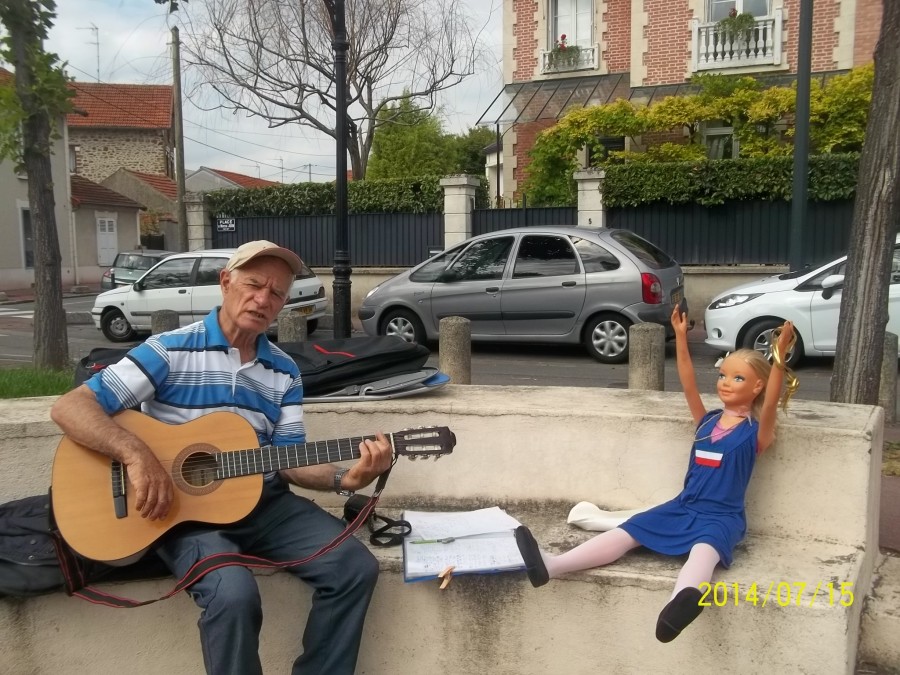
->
[86,308,305,449]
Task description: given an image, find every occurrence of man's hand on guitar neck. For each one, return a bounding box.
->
[280,432,393,492]
[343,432,393,492]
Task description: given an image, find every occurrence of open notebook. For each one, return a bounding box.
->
[402,507,526,582]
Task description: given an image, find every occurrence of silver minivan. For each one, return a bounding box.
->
[358,226,686,363]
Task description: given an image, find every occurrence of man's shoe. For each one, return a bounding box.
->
[655,587,704,643]
[514,526,550,588]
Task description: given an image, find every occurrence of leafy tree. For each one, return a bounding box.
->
[830,6,899,404]
[448,126,495,176]
[0,0,73,369]
[173,0,482,179]
[365,98,455,180]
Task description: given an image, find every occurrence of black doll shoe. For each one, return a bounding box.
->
[655,587,705,643]
[514,526,550,588]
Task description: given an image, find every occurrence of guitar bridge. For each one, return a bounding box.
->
[111,461,127,519]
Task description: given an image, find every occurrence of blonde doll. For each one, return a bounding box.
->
[515,309,796,643]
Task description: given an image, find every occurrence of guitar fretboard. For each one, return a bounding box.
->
[216,435,381,478]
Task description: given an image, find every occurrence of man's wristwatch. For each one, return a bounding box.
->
[333,468,355,496]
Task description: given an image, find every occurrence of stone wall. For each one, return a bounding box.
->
[70,128,173,183]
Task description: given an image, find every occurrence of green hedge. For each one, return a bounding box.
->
[206,175,490,217]
[602,153,859,207]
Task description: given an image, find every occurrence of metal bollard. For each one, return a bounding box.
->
[151,309,179,335]
[439,316,471,385]
[628,323,665,391]
[278,310,308,343]
[879,332,898,424]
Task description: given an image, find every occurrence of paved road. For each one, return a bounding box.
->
[0,295,843,403]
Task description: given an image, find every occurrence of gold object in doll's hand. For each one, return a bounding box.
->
[771,327,799,411]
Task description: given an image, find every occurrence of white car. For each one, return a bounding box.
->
[92,248,328,342]
[704,238,900,366]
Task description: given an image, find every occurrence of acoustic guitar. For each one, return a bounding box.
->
[51,410,456,564]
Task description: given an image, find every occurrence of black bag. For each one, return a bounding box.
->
[73,347,134,388]
[0,494,170,598]
[278,337,430,397]
[73,337,430,397]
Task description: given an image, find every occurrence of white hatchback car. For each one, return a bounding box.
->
[704,238,900,366]
[92,248,327,342]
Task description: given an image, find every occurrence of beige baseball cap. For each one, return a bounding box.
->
[225,240,304,275]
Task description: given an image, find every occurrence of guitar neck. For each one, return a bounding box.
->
[217,435,385,479]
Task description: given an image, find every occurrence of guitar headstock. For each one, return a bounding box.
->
[391,427,456,460]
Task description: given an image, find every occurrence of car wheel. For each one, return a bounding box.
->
[101,309,137,343]
[584,313,632,364]
[306,319,318,335]
[380,309,425,344]
[742,319,804,367]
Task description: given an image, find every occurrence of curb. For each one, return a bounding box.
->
[66,311,94,325]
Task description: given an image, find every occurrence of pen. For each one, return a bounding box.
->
[411,537,457,544]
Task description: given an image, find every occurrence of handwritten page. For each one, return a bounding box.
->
[403,507,522,540]
[402,508,526,581]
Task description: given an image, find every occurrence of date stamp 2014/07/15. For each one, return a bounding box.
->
[698,581,855,608]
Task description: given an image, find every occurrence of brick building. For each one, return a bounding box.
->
[67,81,174,184]
[480,0,883,201]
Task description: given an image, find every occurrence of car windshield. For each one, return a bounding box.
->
[610,231,675,269]
[410,244,466,282]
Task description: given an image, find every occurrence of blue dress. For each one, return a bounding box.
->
[618,410,758,567]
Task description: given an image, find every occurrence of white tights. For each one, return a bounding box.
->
[543,529,721,599]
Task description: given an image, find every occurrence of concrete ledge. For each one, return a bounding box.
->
[0,389,883,674]
[0,507,869,675]
[859,552,900,671]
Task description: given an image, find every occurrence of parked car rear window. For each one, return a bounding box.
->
[114,253,162,270]
[610,231,675,270]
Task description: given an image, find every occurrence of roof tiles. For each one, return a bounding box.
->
[71,174,143,209]
[67,81,173,129]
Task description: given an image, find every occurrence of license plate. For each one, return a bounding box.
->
[671,288,683,305]
[297,305,314,316]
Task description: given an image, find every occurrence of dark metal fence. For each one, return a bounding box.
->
[473,206,578,236]
[211,212,444,267]
[607,200,854,265]
[208,200,854,268]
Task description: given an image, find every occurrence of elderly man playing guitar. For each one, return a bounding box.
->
[51,241,393,675]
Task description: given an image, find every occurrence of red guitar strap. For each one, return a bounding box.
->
[56,468,392,609]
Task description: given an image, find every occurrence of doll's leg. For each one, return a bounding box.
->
[656,543,720,643]
[516,526,640,588]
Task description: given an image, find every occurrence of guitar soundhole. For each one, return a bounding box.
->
[173,444,223,496]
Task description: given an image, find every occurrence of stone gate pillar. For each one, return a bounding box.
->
[574,169,606,228]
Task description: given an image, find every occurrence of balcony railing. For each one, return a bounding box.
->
[540,43,599,74]
[691,9,783,72]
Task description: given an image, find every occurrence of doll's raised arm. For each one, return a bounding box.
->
[671,308,707,426]
[757,321,795,452]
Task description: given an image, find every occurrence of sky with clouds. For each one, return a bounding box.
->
[42,0,503,183]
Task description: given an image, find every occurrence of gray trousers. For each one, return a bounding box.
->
[156,478,379,675]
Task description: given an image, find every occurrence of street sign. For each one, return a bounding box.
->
[216,218,236,232]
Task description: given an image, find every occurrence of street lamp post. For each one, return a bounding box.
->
[790,0,814,272]
[325,0,352,338]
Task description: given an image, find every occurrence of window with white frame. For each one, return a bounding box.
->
[702,121,738,159]
[551,0,592,49]
[707,0,770,22]
[20,208,34,269]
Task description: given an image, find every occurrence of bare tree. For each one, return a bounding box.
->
[178,0,484,179]
[830,1,899,404]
